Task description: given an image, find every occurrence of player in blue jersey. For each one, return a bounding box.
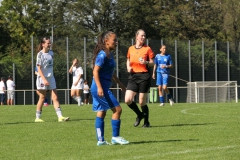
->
[91,31,129,146]
[152,44,174,106]
[35,37,69,122]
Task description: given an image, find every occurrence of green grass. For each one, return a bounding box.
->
[0,103,240,160]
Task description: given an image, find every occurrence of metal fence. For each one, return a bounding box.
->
[1,37,240,105]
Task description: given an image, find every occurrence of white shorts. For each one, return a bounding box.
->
[36,76,56,90]
[7,91,15,99]
[71,79,83,89]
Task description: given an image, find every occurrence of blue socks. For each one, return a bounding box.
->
[111,119,121,137]
[160,96,164,103]
[95,117,105,141]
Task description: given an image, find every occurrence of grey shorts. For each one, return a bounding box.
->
[7,91,15,99]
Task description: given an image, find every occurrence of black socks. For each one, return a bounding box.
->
[141,105,149,124]
[128,101,142,117]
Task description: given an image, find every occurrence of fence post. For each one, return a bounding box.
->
[84,37,86,80]
[31,36,35,105]
[66,37,69,104]
[202,40,205,103]
[175,40,178,103]
[188,40,191,102]
[215,41,218,102]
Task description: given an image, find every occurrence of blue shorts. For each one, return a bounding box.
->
[156,73,169,86]
[91,90,120,112]
[0,93,6,103]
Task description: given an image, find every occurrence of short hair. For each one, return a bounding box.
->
[1,77,5,80]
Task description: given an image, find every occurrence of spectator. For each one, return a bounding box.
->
[83,79,90,105]
[0,77,6,105]
[6,75,15,105]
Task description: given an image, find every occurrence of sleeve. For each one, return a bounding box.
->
[36,52,43,66]
[148,47,155,59]
[154,54,158,64]
[79,67,83,74]
[95,52,106,68]
[127,46,131,59]
[169,55,173,65]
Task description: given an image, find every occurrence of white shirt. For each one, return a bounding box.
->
[83,84,89,93]
[0,81,6,94]
[72,66,83,83]
[36,50,54,77]
[6,80,15,91]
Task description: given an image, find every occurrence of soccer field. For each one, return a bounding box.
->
[0,103,239,160]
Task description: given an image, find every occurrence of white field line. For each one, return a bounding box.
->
[181,107,240,118]
[117,145,238,160]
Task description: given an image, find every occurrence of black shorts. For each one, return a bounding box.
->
[84,93,90,99]
[126,72,151,93]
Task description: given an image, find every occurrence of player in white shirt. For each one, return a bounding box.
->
[35,37,69,122]
[6,75,15,105]
[0,77,6,105]
[69,58,84,106]
[83,79,90,105]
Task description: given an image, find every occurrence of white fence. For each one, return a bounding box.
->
[5,83,240,105]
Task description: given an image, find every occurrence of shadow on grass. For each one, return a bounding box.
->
[130,139,199,144]
[69,118,95,122]
[1,118,95,125]
[150,123,215,128]
[2,122,35,125]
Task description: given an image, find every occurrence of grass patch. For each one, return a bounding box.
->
[0,103,239,160]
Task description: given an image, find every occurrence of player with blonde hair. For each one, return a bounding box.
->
[69,58,84,106]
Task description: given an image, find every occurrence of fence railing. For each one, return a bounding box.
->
[3,85,238,105]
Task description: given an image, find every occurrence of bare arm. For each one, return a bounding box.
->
[93,66,104,97]
[152,64,157,79]
[112,73,126,91]
[37,65,49,86]
[69,59,77,74]
[69,65,74,74]
[126,58,132,73]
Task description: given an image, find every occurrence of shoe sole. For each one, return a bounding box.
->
[58,117,70,122]
[134,116,143,127]
[111,141,129,145]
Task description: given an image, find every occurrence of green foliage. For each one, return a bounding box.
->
[0,43,32,78]
[1,0,240,78]
[0,103,240,159]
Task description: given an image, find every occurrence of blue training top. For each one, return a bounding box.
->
[91,50,116,92]
[154,53,173,74]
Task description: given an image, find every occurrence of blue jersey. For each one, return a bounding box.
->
[154,53,173,74]
[91,50,116,92]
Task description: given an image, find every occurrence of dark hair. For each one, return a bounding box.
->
[37,37,50,52]
[92,31,115,68]
[8,75,12,79]
[159,44,166,52]
[1,77,5,80]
